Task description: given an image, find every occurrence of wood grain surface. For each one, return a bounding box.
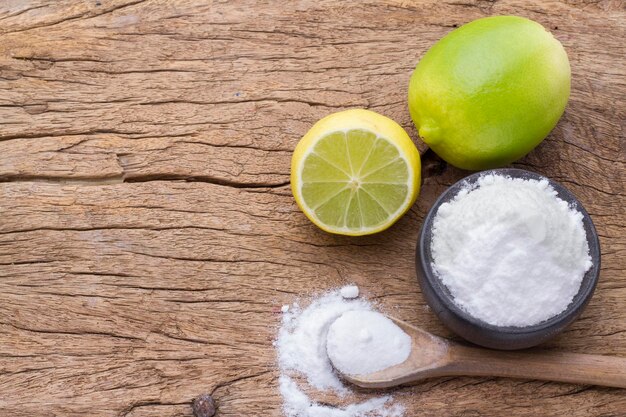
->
[0,1,624,416]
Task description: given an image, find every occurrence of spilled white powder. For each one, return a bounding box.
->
[277,289,405,416]
[326,311,411,376]
[340,285,360,299]
[279,377,404,417]
[431,174,593,327]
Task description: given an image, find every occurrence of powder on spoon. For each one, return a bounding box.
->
[326,310,411,376]
[431,174,593,327]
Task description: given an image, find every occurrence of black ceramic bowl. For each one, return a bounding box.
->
[416,168,601,350]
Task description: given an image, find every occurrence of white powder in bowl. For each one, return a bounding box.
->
[326,311,411,375]
[276,288,405,416]
[431,174,593,327]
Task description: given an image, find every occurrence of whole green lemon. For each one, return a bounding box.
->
[408,16,570,170]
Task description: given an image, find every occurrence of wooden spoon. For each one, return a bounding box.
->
[333,316,626,389]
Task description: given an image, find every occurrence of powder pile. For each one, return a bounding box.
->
[326,310,411,376]
[431,174,593,327]
[340,285,360,299]
[276,287,406,417]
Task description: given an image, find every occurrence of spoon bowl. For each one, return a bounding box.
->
[339,317,451,388]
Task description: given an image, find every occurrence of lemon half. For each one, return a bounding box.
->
[291,109,421,236]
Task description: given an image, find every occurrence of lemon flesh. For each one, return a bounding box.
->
[408,16,571,170]
[291,109,421,236]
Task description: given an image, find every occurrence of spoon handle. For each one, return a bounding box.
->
[448,344,626,388]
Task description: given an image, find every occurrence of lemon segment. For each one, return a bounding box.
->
[291,109,421,236]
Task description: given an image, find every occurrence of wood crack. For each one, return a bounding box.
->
[0,129,138,142]
[548,385,594,398]
[2,0,149,35]
[211,369,273,395]
[123,174,291,189]
[0,174,290,189]
[2,322,145,342]
[118,400,189,417]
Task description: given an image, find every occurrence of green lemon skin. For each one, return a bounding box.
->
[408,16,571,170]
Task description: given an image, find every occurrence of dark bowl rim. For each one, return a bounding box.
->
[417,168,601,335]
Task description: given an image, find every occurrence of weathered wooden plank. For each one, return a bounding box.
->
[0,0,624,416]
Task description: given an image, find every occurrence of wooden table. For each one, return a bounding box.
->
[0,1,624,416]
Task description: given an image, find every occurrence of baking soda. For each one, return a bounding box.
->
[276,288,406,416]
[340,285,360,299]
[326,311,411,376]
[431,174,593,327]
